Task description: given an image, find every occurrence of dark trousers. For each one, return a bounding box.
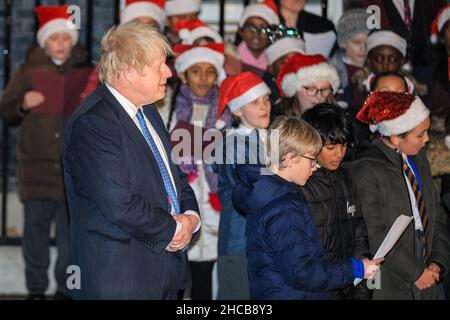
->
[22,200,69,295]
[189,261,215,300]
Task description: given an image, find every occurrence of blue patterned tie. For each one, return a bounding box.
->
[136,109,181,215]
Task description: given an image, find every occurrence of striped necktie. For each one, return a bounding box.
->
[403,0,412,32]
[136,109,181,215]
[402,154,429,257]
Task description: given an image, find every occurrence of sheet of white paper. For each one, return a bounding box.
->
[304,31,336,58]
[373,215,414,259]
[353,215,413,287]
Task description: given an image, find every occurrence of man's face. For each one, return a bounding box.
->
[239,17,270,54]
[367,46,404,74]
[128,53,172,106]
[45,31,73,63]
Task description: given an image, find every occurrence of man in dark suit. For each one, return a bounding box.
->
[62,23,200,299]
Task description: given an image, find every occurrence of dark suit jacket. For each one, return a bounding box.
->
[62,84,199,299]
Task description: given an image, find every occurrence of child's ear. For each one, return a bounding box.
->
[232,109,243,118]
[390,135,401,148]
[179,73,187,84]
[283,152,296,167]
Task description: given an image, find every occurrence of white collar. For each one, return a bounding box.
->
[105,83,140,119]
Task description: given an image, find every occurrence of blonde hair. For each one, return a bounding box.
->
[266,116,322,169]
[99,22,173,84]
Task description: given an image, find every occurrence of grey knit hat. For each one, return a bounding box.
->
[337,8,370,48]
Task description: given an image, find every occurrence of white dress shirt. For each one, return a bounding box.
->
[106,84,200,234]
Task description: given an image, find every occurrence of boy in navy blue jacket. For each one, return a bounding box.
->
[232,116,383,300]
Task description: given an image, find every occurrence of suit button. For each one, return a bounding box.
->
[54,132,61,139]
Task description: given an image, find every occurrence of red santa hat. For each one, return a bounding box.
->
[366,30,407,57]
[121,0,165,29]
[266,37,306,65]
[431,4,450,44]
[239,0,280,27]
[176,18,223,45]
[174,43,225,80]
[276,53,340,98]
[35,5,79,48]
[216,72,271,129]
[357,91,430,137]
[165,0,202,17]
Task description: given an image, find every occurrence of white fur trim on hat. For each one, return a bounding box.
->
[180,26,223,45]
[438,8,450,32]
[165,0,201,16]
[281,63,340,98]
[121,2,165,29]
[37,18,79,48]
[369,97,430,136]
[239,3,279,27]
[266,38,306,65]
[445,135,450,149]
[227,82,271,112]
[175,46,224,75]
[367,31,407,57]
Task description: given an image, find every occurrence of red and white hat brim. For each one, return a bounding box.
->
[280,62,340,98]
[227,82,271,112]
[37,18,79,48]
[369,96,430,136]
[367,30,407,57]
[175,47,224,75]
[121,2,165,29]
[180,26,223,45]
[239,3,279,27]
[438,7,450,32]
[266,38,306,65]
[165,0,201,17]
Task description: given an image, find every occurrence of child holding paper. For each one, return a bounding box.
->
[0,5,90,299]
[351,90,450,300]
[232,116,383,300]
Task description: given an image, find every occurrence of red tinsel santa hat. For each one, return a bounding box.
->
[35,5,79,48]
[239,0,280,27]
[431,4,450,44]
[176,18,223,45]
[165,0,202,17]
[357,90,430,137]
[216,72,271,129]
[121,0,165,30]
[174,43,226,82]
[266,37,306,65]
[366,30,407,57]
[276,53,340,98]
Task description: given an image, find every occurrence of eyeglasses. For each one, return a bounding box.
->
[260,24,304,44]
[242,23,269,35]
[303,86,333,98]
[300,155,318,167]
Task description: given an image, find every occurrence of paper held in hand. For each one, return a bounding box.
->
[353,215,413,287]
[373,215,414,259]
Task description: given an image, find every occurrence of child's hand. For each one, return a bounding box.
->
[23,91,45,110]
[362,257,384,279]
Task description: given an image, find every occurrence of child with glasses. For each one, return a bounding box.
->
[301,104,371,300]
[276,53,340,118]
[231,116,383,299]
[236,0,280,74]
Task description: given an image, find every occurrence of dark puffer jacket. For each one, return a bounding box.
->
[232,166,355,300]
[0,43,90,201]
[301,167,371,299]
